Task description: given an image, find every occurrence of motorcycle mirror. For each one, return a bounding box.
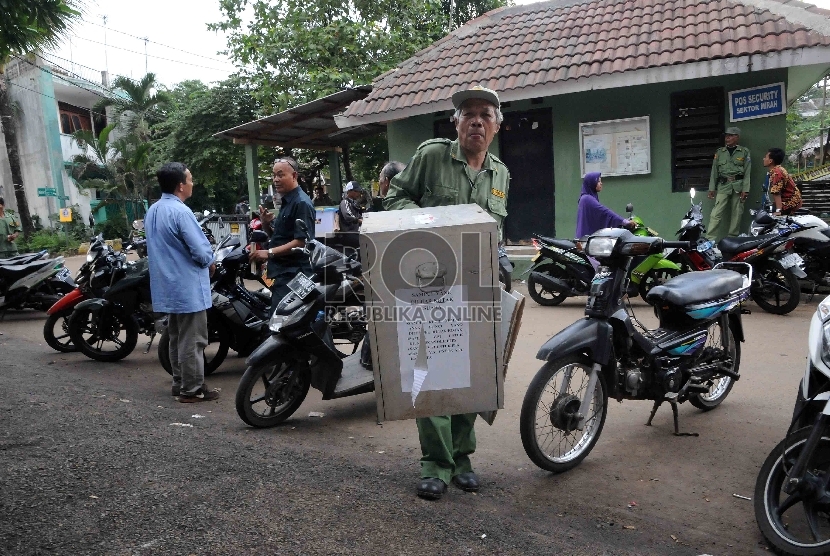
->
[203,210,210,217]
[295,219,311,240]
[689,187,696,200]
[625,203,634,214]
[250,230,269,243]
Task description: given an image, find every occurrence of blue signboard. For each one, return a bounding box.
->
[729,82,786,122]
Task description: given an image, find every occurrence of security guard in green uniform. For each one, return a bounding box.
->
[384,86,510,500]
[0,197,22,258]
[707,127,751,242]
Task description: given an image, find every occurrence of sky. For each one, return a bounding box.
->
[46,0,830,92]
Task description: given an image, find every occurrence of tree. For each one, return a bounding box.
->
[94,73,169,141]
[0,0,82,237]
[151,77,263,212]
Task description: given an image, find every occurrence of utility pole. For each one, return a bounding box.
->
[102,15,109,74]
[143,37,148,75]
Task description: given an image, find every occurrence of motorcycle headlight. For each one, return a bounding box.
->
[269,313,289,333]
[86,249,99,263]
[586,237,615,258]
[269,302,315,333]
[823,319,830,367]
[817,296,830,322]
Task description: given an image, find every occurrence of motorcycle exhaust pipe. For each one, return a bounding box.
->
[530,271,576,295]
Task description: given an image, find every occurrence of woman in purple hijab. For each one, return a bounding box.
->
[575,172,633,238]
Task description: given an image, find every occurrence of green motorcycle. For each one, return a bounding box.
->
[525,203,681,305]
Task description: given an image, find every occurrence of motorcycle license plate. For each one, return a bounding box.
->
[779,253,804,269]
[56,267,71,280]
[286,273,316,299]
[531,253,541,263]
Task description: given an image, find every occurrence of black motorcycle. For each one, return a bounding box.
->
[520,228,750,473]
[68,258,156,362]
[235,220,371,428]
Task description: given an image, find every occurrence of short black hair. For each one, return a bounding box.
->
[157,162,188,194]
[767,148,785,166]
[380,161,405,181]
[0,197,4,205]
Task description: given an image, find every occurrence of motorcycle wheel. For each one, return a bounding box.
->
[69,306,138,362]
[499,267,512,293]
[638,267,681,304]
[43,309,77,352]
[520,354,607,473]
[527,263,569,306]
[157,321,231,377]
[235,358,311,427]
[752,261,801,315]
[754,426,830,555]
[688,321,740,410]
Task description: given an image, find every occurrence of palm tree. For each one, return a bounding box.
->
[94,73,169,141]
[0,0,82,237]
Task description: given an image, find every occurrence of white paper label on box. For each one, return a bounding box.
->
[413,214,435,225]
[395,285,471,394]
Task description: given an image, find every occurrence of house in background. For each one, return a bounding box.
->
[0,54,112,228]
[337,0,830,242]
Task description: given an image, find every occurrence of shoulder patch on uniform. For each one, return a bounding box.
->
[418,138,452,149]
[488,153,508,168]
[491,188,505,199]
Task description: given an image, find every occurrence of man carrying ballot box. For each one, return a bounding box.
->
[384,85,510,500]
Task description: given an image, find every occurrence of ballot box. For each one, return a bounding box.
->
[314,207,337,237]
[359,204,506,422]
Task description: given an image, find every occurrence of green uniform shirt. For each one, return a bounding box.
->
[709,145,751,194]
[0,212,22,256]
[384,139,510,235]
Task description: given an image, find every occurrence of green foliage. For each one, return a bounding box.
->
[18,229,80,255]
[150,76,262,212]
[787,78,830,169]
[93,73,169,140]
[94,218,130,242]
[0,0,81,63]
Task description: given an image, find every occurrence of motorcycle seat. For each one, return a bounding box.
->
[535,235,576,250]
[718,235,773,257]
[0,259,57,282]
[646,269,744,306]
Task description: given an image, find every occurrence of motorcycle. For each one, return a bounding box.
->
[668,188,805,315]
[67,257,156,362]
[0,255,74,315]
[519,227,750,473]
[43,235,127,352]
[498,245,513,292]
[235,220,371,428]
[126,219,147,258]
[754,294,830,555]
[525,204,682,305]
[0,250,49,266]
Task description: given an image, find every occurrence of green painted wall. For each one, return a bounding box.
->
[387,68,788,241]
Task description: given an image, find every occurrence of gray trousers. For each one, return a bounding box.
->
[168,310,208,395]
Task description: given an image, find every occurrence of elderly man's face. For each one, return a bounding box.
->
[725,134,739,147]
[454,98,500,156]
[378,171,390,197]
[272,162,298,195]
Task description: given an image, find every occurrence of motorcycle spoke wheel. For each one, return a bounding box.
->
[639,268,681,304]
[43,309,77,352]
[755,428,830,554]
[69,307,138,362]
[689,321,739,410]
[752,262,801,315]
[520,355,607,473]
[527,263,570,307]
[235,359,310,428]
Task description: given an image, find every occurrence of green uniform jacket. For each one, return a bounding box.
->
[0,212,22,255]
[708,145,751,194]
[384,139,510,236]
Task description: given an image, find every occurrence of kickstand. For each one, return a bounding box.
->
[645,397,699,437]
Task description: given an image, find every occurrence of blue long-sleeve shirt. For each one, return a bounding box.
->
[144,193,214,314]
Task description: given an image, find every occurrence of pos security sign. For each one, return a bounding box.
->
[729,82,786,122]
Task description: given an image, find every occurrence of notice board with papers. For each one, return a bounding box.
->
[579,116,651,177]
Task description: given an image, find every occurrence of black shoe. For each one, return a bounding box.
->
[452,472,480,492]
[172,384,181,396]
[416,478,447,500]
[178,386,219,403]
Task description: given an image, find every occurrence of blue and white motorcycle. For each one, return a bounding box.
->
[520,228,751,473]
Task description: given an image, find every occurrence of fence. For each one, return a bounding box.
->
[202,215,251,245]
[796,180,830,218]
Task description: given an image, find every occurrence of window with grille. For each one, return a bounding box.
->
[671,88,724,192]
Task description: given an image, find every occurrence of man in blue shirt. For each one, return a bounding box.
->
[249,157,315,309]
[145,162,218,402]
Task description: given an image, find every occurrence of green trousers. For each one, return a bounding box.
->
[706,191,744,242]
[416,413,477,484]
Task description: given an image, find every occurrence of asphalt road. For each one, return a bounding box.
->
[0,255,817,555]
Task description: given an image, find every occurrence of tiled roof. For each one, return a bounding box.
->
[341,0,830,122]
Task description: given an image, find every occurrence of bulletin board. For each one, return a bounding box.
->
[579,116,651,177]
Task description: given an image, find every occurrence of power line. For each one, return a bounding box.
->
[71,34,235,73]
[7,81,107,118]
[80,17,233,66]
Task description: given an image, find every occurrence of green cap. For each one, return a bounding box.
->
[725,126,741,136]
[451,85,500,110]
